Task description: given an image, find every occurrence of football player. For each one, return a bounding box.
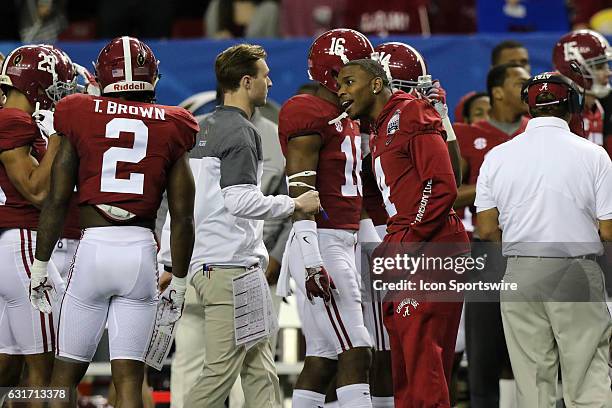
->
[359,40,466,407]
[277,29,375,408]
[553,29,612,159]
[337,58,470,407]
[38,45,83,285]
[0,44,75,401]
[29,36,198,407]
[453,63,529,408]
[373,41,462,186]
[0,52,5,106]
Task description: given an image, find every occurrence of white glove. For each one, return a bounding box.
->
[32,109,56,139]
[156,276,187,326]
[74,63,101,96]
[30,259,54,314]
[423,80,449,120]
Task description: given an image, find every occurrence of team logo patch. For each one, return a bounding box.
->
[136,53,146,67]
[397,297,419,318]
[335,121,343,133]
[13,54,23,65]
[387,109,400,136]
[473,137,487,150]
[386,109,401,146]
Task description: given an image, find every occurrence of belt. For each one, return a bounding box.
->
[201,263,260,272]
[201,263,260,279]
[508,254,598,261]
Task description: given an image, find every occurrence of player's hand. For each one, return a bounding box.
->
[156,277,187,326]
[424,80,449,120]
[159,270,173,293]
[32,109,57,139]
[293,191,320,216]
[305,266,337,304]
[74,63,101,96]
[265,256,281,286]
[29,260,54,314]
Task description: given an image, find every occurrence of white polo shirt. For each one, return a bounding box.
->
[475,116,612,256]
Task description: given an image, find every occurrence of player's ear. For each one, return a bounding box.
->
[492,86,503,102]
[371,77,383,95]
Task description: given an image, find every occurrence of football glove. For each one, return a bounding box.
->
[156,276,186,326]
[30,260,54,314]
[424,80,449,119]
[32,109,56,140]
[305,265,337,304]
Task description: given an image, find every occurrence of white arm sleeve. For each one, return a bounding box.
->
[222,184,295,220]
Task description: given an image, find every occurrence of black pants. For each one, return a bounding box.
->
[465,241,512,408]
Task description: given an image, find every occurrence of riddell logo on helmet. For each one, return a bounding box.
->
[112,82,145,91]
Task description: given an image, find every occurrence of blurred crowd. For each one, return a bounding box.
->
[0,0,610,43]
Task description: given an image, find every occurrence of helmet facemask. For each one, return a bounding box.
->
[570,47,612,98]
[46,76,77,107]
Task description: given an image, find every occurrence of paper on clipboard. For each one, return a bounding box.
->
[233,267,278,349]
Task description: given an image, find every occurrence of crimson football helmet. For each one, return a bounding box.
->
[41,45,78,102]
[552,29,612,98]
[308,28,374,92]
[373,42,428,92]
[95,36,159,95]
[0,45,77,110]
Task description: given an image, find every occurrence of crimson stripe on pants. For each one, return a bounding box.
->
[324,303,346,351]
[330,295,353,349]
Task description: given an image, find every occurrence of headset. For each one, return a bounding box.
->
[521,71,584,114]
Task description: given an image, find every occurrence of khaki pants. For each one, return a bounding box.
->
[170,285,205,408]
[184,267,281,408]
[501,257,612,408]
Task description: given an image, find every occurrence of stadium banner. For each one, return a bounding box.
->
[1,33,609,120]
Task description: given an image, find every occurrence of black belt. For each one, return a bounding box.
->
[508,254,598,261]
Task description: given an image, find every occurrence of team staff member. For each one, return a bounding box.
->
[158,101,291,408]
[476,72,612,407]
[337,58,469,407]
[183,44,320,408]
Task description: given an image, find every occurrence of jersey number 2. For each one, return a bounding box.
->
[100,118,148,194]
[340,136,362,197]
